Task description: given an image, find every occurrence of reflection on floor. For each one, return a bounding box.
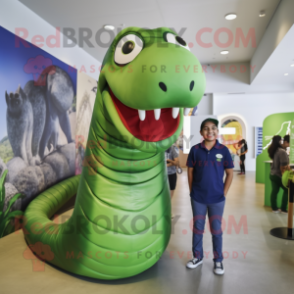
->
[0,170,293,294]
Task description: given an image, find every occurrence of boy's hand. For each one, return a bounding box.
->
[224,168,233,197]
[188,167,194,194]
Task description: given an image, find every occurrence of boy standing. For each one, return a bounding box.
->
[186,118,234,275]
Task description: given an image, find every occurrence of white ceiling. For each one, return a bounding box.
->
[19,0,281,64]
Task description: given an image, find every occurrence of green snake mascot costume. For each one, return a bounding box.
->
[23,27,206,280]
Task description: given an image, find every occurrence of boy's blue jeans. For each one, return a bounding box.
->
[190,198,225,262]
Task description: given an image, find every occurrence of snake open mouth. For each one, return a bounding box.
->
[110,89,180,142]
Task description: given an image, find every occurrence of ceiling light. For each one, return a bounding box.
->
[225,13,237,20]
[220,50,229,55]
[291,64,294,67]
[104,25,115,30]
[284,73,289,76]
[259,10,266,17]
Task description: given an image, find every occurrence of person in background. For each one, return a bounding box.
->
[186,118,234,275]
[233,140,242,169]
[238,139,248,175]
[165,144,179,199]
[268,135,290,214]
[282,135,290,153]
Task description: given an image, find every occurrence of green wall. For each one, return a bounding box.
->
[256,112,294,183]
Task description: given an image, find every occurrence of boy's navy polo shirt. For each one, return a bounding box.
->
[186,140,234,204]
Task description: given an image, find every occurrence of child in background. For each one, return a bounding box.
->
[165,144,179,199]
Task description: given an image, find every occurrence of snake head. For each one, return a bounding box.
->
[98,27,206,153]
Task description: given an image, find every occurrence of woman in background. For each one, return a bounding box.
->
[238,139,248,175]
[268,135,289,214]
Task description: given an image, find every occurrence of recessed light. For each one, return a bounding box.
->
[259,10,266,17]
[225,13,237,20]
[284,73,289,76]
[291,64,294,67]
[104,25,115,30]
[220,50,229,55]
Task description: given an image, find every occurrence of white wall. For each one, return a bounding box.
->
[213,92,294,171]
[0,0,101,80]
[250,0,294,83]
[197,94,213,115]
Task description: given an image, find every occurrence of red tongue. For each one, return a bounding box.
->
[110,89,180,142]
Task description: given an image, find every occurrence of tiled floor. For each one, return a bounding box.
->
[0,170,293,293]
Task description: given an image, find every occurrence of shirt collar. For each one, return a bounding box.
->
[200,140,220,150]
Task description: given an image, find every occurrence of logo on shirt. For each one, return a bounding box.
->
[216,154,223,162]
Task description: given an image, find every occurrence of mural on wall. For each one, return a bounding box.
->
[0,26,77,237]
[219,116,246,168]
[75,72,97,175]
[256,113,293,184]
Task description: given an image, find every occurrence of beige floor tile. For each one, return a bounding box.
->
[0,170,293,294]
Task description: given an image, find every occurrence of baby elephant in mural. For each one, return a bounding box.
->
[5,66,74,165]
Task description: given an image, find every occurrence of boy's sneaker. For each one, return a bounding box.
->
[281,210,288,214]
[272,210,280,214]
[186,258,203,269]
[214,262,225,275]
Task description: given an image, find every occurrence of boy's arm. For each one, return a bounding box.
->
[188,167,194,193]
[224,168,233,196]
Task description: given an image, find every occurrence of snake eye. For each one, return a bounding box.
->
[122,41,135,54]
[164,33,190,51]
[114,34,143,65]
[176,36,186,46]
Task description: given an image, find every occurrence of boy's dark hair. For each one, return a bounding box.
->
[200,118,219,130]
[283,135,290,143]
